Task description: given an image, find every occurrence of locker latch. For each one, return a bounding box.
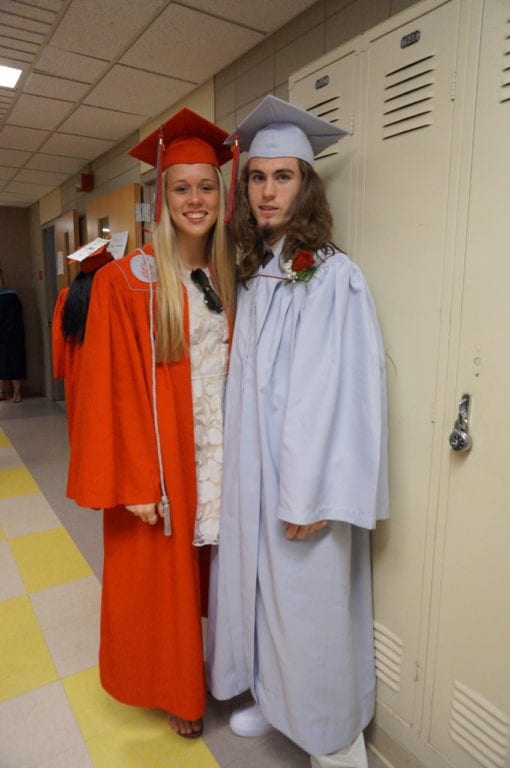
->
[449,394,472,453]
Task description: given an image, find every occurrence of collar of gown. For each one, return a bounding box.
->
[264,235,285,259]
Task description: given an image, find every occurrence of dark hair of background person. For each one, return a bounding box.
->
[61,271,95,344]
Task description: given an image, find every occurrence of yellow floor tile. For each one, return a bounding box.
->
[0,595,58,701]
[0,466,39,499]
[9,527,92,591]
[63,666,159,739]
[0,428,11,447]
[86,725,219,768]
[63,668,220,768]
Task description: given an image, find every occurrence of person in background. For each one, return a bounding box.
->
[0,266,26,403]
[52,241,113,440]
[66,109,236,738]
[207,96,389,768]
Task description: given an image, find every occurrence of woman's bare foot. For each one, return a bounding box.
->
[168,712,203,738]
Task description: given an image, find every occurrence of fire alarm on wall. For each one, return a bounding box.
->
[76,173,94,192]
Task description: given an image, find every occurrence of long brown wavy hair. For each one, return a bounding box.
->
[233,159,335,281]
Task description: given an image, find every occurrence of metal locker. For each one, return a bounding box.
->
[288,0,510,765]
[426,1,510,765]
[289,38,362,259]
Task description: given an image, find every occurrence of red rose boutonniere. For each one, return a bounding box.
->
[283,250,317,283]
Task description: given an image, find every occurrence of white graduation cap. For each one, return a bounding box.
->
[227,95,348,166]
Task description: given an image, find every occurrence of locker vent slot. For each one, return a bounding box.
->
[304,96,344,159]
[449,681,510,768]
[502,20,510,102]
[383,54,435,139]
[373,621,402,691]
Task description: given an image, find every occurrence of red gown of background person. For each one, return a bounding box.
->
[51,245,114,441]
[67,244,211,720]
[52,287,80,440]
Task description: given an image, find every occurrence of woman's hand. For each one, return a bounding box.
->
[284,521,328,540]
[125,502,164,525]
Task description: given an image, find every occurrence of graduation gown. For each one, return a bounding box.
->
[0,289,26,380]
[67,245,208,720]
[52,288,81,441]
[207,245,389,755]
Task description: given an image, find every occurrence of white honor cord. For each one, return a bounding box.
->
[143,250,172,536]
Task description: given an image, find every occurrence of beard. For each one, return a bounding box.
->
[259,223,274,241]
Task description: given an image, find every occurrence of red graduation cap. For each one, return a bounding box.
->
[128,108,232,222]
[67,238,113,273]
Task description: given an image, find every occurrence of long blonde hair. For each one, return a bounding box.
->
[152,166,236,362]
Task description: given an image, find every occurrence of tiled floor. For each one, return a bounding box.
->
[0,398,386,768]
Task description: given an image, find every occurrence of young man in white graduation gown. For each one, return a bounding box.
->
[207,95,389,768]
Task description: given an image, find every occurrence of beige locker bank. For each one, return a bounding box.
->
[290,1,510,767]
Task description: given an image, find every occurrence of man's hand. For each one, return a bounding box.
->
[125,502,164,525]
[284,521,328,540]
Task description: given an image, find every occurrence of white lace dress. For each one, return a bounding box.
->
[183,269,229,546]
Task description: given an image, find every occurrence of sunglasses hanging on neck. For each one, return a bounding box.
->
[190,269,223,314]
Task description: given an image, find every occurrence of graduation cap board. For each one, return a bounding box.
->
[226,95,348,165]
[67,238,113,274]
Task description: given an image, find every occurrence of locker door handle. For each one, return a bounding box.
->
[449,394,472,453]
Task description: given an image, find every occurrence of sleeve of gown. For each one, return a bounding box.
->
[277,256,389,530]
[66,267,161,509]
[51,289,68,379]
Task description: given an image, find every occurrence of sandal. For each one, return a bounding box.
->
[167,713,203,739]
[12,394,22,403]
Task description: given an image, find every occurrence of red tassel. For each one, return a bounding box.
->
[224,133,239,224]
[154,127,165,223]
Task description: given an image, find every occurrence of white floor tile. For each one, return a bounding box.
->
[0,682,85,768]
[0,493,61,537]
[43,610,100,677]
[0,540,26,600]
[0,445,22,469]
[30,576,101,630]
[31,741,94,768]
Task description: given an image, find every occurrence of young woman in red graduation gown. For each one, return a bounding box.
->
[67,110,236,737]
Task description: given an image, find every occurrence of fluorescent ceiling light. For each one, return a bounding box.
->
[0,65,22,88]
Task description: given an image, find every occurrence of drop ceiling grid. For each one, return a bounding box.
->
[0,0,319,205]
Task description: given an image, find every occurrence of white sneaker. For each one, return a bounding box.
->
[229,703,273,737]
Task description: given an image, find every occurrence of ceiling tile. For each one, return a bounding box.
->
[8,94,74,130]
[0,147,31,166]
[40,132,115,159]
[0,47,33,64]
[0,193,32,206]
[84,65,192,116]
[59,105,146,140]
[0,35,38,55]
[50,0,166,59]
[24,73,90,101]
[1,1,60,24]
[35,46,109,83]
[0,167,17,181]
[25,153,85,174]
[5,180,56,195]
[121,4,262,83]
[0,24,45,46]
[15,168,69,185]
[0,125,49,150]
[179,0,319,33]
[0,10,52,36]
